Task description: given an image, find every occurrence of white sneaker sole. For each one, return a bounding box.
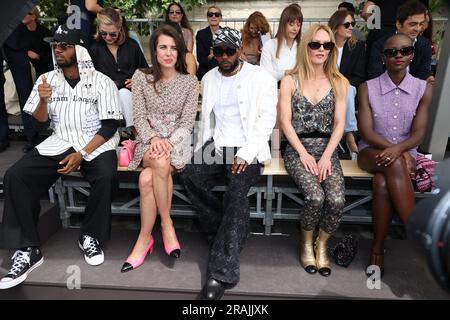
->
[78,242,104,266]
[0,257,44,290]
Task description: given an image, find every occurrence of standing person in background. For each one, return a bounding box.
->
[0,51,9,152]
[121,25,198,273]
[279,24,348,278]
[196,5,222,80]
[329,9,366,157]
[23,7,53,78]
[69,0,104,47]
[165,2,194,52]
[89,8,148,138]
[240,11,272,65]
[260,4,303,83]
[2,21,39,153]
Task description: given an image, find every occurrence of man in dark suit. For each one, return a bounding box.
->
[196,6,222,80]
[367,0,433,83]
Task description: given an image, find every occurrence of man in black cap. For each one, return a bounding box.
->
[180,27,277,300]
[0,24,121,290]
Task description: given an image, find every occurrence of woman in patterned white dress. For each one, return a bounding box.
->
[121,25,198,272]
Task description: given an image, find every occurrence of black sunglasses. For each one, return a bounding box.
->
[50,42,75,50]
[213,46,237,57]
[383,46,415,58]
[342,21,356,29]
[169,10,182,15]
[308,41,335,51]
[207,12,222,18]
[99,31,118,38]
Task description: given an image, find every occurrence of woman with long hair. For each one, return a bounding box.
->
[121,24,198,272]
[328,9,366,157]
[279,24,349,277]
[357,33,432,278]
[240,11,272,65]
[164,21,197,75]
[260,4,303,82]
[165,2,194,52]
[89,8,148,137]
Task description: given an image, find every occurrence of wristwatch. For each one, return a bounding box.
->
[79,149,89,159]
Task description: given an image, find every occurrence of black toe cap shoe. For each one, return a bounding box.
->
[202,278,225,300]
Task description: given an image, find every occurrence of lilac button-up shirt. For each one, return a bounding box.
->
[358,71,427,158]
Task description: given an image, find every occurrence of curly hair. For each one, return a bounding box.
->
[241,11,272,47]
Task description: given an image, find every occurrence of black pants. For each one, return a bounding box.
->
[179,145,261,285]
[0,148,118,249]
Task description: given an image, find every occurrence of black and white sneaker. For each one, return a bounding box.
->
[78,235,104,266]
[0,247,44,290]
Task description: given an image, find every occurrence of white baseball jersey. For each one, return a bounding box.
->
[24,45,122,161]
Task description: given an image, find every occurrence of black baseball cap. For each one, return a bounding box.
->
[44,24,85,46]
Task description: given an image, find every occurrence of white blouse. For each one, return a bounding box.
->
[260,38,298,81]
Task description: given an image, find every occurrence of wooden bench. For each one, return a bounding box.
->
[260,158,433,235]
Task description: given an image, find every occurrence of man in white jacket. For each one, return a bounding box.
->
[180,27,277,300]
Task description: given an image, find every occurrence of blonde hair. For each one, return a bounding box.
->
[289,24,348,102]
[29,6,40,21]
[95,8,127,46]
[206,5,222,15]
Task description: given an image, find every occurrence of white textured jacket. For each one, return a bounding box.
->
[195,62,277,164]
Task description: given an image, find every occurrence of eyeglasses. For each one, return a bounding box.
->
[169,10,182,15]
[99,31,118,38]
[342,21,356,29]
[50,42,75,50]
[207,12,222,18]
[308,41,335,51]
[213,46,237,57]
[383,46,415,58]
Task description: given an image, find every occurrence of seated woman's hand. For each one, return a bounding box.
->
[299,151,319,176]
[317,155,332,182]
[376,145,403,167]
[150,137,173,159]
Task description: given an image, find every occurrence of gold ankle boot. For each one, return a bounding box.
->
[299,229,318,274]
[315,229,332,277]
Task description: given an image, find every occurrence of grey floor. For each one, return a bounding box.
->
[0,222,449,300]
[1,139,450,299]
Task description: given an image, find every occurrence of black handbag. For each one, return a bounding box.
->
[331,235,358,267]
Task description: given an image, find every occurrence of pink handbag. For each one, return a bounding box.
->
[119,139,136,167]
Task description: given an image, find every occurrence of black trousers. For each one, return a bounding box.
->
[179,145,261,285]
[0,148,118,249]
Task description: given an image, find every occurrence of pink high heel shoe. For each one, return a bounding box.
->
[161,227,181,258]
[121,236,154,272]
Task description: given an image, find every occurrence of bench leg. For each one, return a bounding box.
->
[264,175,274,236]
[55,178,71,228]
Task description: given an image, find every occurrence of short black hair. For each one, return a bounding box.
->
[338,2,356,13]
[396,0,427,25]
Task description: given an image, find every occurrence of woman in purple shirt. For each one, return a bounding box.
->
[357,33,433,278]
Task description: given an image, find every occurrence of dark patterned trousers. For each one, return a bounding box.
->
[179,147,261,285]
[283,139,345,234]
